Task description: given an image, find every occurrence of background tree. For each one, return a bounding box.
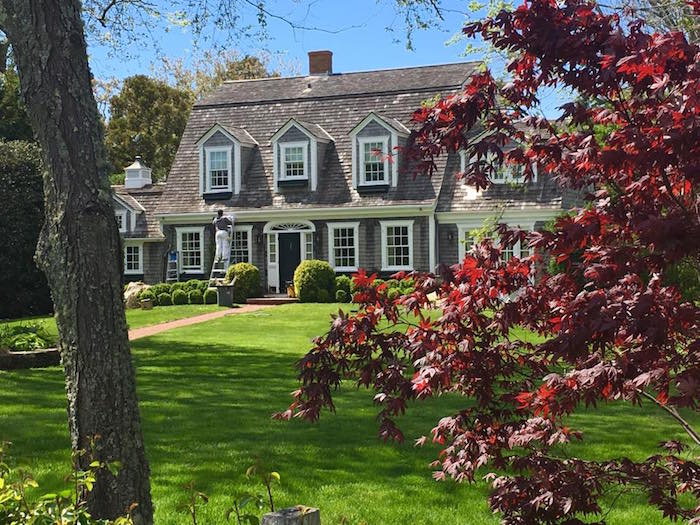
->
[278,1,700,523]
[0,1,153,522]
[0,140,52,319]
[0,60,32,141]
[154,50,280,102]
[105,75,191,181]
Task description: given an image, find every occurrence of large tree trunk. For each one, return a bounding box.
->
[0,2,153,523]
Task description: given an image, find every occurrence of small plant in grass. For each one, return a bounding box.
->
[226,492,264,525]
[138,289,158,306]
[176,480,208,525]
[245,458,280,512]
[188,289,204,304]
[157,293,172,306]
[0,440,133,524]
[204,288,217,304]
[172,289,188,305]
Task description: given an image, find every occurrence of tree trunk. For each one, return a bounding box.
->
[0,2,153,523]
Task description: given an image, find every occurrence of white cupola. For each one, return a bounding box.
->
[124,156,153,189]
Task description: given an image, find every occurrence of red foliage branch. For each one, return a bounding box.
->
[277,1,700,522]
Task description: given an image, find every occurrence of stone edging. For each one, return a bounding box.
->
[0,348,60,370]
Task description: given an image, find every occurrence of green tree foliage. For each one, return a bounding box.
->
[105,75,191,181]
[0,64,32,141]
[0,140,52,318]
[155,50,277,102]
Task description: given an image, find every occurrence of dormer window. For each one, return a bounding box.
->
[359,137,389,185]
[196,123,258,198]
[115,210,127,233]
[281,142,308,180]
[350,112,409,190]
[206,146,232,192]
[271,118,333,192]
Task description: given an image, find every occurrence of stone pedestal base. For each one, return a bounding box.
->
[262,507,320,525]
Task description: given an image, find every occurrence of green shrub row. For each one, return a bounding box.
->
[138,279,217,307]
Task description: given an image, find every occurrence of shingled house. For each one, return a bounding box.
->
[112,51,576,292]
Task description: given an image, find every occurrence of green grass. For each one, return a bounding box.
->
[1,304,226,345]
[0,304,697,524]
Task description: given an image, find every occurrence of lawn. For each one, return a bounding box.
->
[0,304,697,524]
[1,304,226,345]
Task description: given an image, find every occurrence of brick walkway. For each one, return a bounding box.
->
[128,304,275,341]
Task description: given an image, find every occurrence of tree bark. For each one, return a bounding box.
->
[0,2,153,523]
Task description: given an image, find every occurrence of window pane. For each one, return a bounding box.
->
[231,230,249,263]
[332,227,356,269]
[125,245,141,272]
[363,141,386,183]
[305,232,313,260]
[284,146,305,178]
[209,150,229,189]
[385,225,410,268]
[116,213,124,230]
[181,232,201,269]
[268,234,276,264]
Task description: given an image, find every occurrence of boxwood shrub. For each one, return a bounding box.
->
[225,262,260,303]
[139,289,158,306]
[172,289,188,305]
[171,282,186,293]
[293,260,335,303]
[151,283,171,296]
[204,288,217,304]
[334,275,352,296]
[335,289,349,303]
[188,289,204,304]
[184,279,201,292]
[157,293,172,306]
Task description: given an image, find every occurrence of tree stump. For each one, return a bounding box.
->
[262,507,320,525]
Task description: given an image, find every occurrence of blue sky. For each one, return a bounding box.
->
[86,0,565,117]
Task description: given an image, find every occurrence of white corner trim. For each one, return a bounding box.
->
[176,226,205,274]
[234,142,242,194]
[310,140,318,191]
[391,131,399,188]
[272,141,279,192]
[428,213,436,272]
[327,221,360,272]
[379,219,414,272]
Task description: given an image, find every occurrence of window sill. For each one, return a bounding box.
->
[180,269,204,274]
[203,191,232,200]
[333,267,358,273]
[381,267,413,273]
[357,183,390,193]
[278,179,309,188]
[124,271,144,276]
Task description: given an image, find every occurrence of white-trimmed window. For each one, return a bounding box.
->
[177,227,205,273]
[115,210,127,233]
[457,225,479,261]
[205,146,232,192]
[231,226,253,264]
[267,234,277,265]
[381,220,413,271]
[328,222,359,271]
[359,137,389,186]
[303,232,314,260]
[123,242,143,274]
[280,142,308,180]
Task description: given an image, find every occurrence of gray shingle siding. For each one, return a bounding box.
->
[438,223,459,266]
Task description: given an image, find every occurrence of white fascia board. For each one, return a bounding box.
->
[112,193,145,214]
[157,203,437,224]
[436,208,561,226]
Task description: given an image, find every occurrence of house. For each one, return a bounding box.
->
[112,51,577,292]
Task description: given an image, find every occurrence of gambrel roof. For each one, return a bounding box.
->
[157,61,569,216]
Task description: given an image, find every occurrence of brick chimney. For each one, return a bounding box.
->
[308,50,333,76]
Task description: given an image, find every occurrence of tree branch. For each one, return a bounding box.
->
[639,390,700,447]
[240,0,363,34]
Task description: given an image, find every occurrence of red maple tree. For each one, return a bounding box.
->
[277,1,700,522]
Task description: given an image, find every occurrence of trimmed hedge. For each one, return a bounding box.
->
[171,282,186,292]
[188,289,204,304]
[157,293,172,306]
[293,260,335,303]
[225,262,260,304]
[151,283,171,296]
[172,289,188,305]
[204,288,217,304]
[335,275,352,296]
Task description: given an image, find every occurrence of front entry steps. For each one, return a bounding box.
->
[246,295,299,305]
